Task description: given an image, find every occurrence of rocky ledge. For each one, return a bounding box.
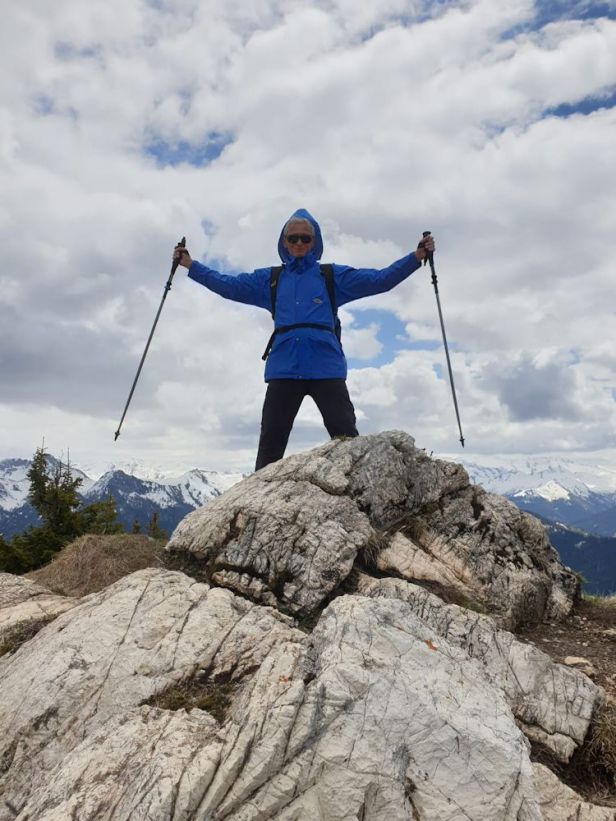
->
[0,431,614,820]
[167,430,577,630]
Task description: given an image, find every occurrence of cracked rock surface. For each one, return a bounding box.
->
[534,764,616,820]
[2,578,543,820]
[1,432,612,820]
[0,573,75,649]
[0,568,299,818]
[1,571,610,820]
[167,431,578,628]
[355,575,600,762]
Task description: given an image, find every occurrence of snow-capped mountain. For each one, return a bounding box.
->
[457,454,616,496]
[0,457,244,539]
[3,451,616,594]
[4,452,616,538]
[0,457,92,513]
[82,467,244,534]
[457,455,616,537]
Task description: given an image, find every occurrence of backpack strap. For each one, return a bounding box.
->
[269,265,283,320]
[263,263,341,360]
[319,263,341,342]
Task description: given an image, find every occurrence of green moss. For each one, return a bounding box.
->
[456,595,488,615]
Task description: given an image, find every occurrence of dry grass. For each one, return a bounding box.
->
[539,701,616,806]
[149,674,234,724]
[522,593,616,805]
[584,593,616,608]
[26,534,167,597]
[584,701,616,792]
[0,617,56,657]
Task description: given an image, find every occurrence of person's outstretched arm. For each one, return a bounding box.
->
[174,244,270,309]
[332,234,435,306]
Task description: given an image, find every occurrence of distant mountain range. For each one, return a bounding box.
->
[458,456,616,595]
[459,456,616,537]
[0,457,243,539]
[2,452,615,594]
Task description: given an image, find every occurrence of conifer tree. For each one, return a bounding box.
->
[0,535,29,574]
[27,447,83,539]
[79,496,124,535]
[146,510,168,540]
[3,446,124,573]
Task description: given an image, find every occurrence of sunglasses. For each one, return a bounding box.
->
[285,234,313,245]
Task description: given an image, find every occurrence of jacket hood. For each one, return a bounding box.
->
[278,208,323,264]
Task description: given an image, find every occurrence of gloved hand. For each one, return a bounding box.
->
[173,244,193,269]
[416,232,435,263]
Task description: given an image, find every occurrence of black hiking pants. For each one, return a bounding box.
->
[255,379,359,471]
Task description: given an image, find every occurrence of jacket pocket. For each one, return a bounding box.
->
[306,333,345,373]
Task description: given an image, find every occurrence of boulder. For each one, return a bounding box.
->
[2,575,542,820]
[3,565,610,820]
[1,433,610,820]
[534,764,616,820]
[354,574,600,762]
[0,573,75,653]
[0,568,300,817]
[168,431,578,629]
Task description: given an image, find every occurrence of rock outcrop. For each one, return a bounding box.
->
[0,432,613,820]
[0,573,75,651]
[168,432,577,630]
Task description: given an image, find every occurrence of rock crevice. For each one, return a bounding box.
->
[0,431,613,820]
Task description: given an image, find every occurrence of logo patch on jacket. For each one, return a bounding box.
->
[312,297,323,304]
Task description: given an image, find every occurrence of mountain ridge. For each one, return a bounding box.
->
[2,452,615,594]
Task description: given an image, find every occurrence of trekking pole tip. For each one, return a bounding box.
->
[114,430,120,441]
[460,436,465,448]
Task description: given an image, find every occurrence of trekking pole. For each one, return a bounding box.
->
[422,231,465,447]
[114,237,186,441]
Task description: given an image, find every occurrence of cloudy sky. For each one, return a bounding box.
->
[1,0,615,475]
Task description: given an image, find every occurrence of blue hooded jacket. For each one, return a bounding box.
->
[188,209,421,381]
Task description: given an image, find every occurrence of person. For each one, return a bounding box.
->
[174,209,435,471]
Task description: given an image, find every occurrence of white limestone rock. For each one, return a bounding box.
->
[534,764,616,820]
[167,431,578,629]
[0,568,301,818]
[0,432,603,820]
[14,707,223,821]
[0,573,75,651]
[2,575,551,820]
[355,575,601,762]
[563,656,598,679]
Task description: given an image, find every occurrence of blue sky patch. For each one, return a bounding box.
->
[545,86,616,117]
[501,0,615,41]
[346,308,440,369]
[145,132,233,167]
[201,220,218,237]
[32,94,78,121]
[533,0,616,25]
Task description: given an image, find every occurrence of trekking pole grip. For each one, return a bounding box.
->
[422,230,437,284]
[170,236,187,277]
